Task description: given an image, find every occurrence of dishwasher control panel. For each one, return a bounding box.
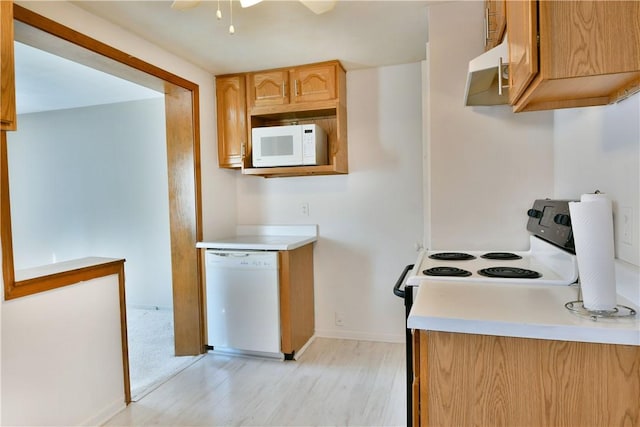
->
[206,250,279,269]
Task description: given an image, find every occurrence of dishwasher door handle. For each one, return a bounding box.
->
[207,251,250,257]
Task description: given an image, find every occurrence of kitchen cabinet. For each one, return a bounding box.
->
[247,69,289,109]
[278,243,315,358]
[291,63,337,104]
[215,60,348,178]
[247,62,338,110]
[413,330,640,426]
[1,0,16,131]
[507,0,640,112]
[215,74,246,169]
[484,0,506,50]
[245,61,346,178]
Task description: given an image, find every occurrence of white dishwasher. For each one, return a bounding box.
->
[205,250,281,356]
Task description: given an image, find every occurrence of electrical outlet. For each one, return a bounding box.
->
[622,206,633,245]
[300,202,310,216]
[334,312,344,327]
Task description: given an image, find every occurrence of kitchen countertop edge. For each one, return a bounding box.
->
[407,281,640,346]
[196,236,317,251]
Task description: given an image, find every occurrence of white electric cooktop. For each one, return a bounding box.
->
[408,236,578,286]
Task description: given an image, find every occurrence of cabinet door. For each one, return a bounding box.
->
[279,244,314,356]
[506,0,538,105]
[291,63,337,104]
[1,0,16,131]
[485,0,506,50]
[248,69,289,109]
[216,75,246,168]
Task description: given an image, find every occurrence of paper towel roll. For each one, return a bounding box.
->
[568,193,617,311]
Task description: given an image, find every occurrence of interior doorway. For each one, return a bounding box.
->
[6,5,205,403]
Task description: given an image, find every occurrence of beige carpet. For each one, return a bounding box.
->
[126,307,203,401]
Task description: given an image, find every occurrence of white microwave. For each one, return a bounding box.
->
[252,124,328,168]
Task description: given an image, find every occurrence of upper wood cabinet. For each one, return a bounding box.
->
[290,63,337,104]
[507,0,640,112]
[1,0,17,131]
[484,0,506,50]
[216,60,348,178]
[216,74,247,169]
[247,69,289,109]
[247,62,339,112]
[506,0,538,105]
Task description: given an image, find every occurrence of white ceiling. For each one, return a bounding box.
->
[70,0,431,74]
[14,42,163,115]
[15,0,431,114]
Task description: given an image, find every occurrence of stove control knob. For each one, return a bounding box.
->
[527,209,543,219]
[554,213,571,226]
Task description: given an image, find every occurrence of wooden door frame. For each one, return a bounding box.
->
[4,2,205,391]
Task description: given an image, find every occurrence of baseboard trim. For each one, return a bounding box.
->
[293,334,316,360]
[82,397,126,427]
[315,329,404,344]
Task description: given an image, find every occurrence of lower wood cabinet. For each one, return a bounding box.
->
[279,243,315,357]
[414,330,640,426]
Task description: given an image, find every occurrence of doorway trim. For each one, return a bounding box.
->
[2,4,205,401]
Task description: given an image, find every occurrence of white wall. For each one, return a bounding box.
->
[427,1,555,251]
[237,63,424,342]
[554,96,640,267]
[2,275,125,426]
[3,2,236,425]
[8,99,173,308]
[13,0,238,241]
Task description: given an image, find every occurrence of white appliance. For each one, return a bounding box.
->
[205,250,281,356]
[408,235,578,286]
[408,199,579,286]
[252,124,328,167]
[394,199,579,426]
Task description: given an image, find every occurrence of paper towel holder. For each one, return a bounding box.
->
[565,300,636,321]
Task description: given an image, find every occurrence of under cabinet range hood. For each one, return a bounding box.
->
[464,39,510,106]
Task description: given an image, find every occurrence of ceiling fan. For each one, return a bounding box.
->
[171,0,338,15]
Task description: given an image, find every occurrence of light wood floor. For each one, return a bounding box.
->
[104,338,406,426]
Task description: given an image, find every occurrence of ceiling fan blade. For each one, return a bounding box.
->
[299,0,337,15]
[170,0,202,10]
[240,0,264,8]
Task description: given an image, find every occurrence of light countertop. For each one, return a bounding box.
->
[197,224,318,251]
[407,280,639,346]
[15,257,125,282]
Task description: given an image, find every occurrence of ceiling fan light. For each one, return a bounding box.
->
[240,0,263,8]
[170,0,201,10]
[299,0,337,15]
